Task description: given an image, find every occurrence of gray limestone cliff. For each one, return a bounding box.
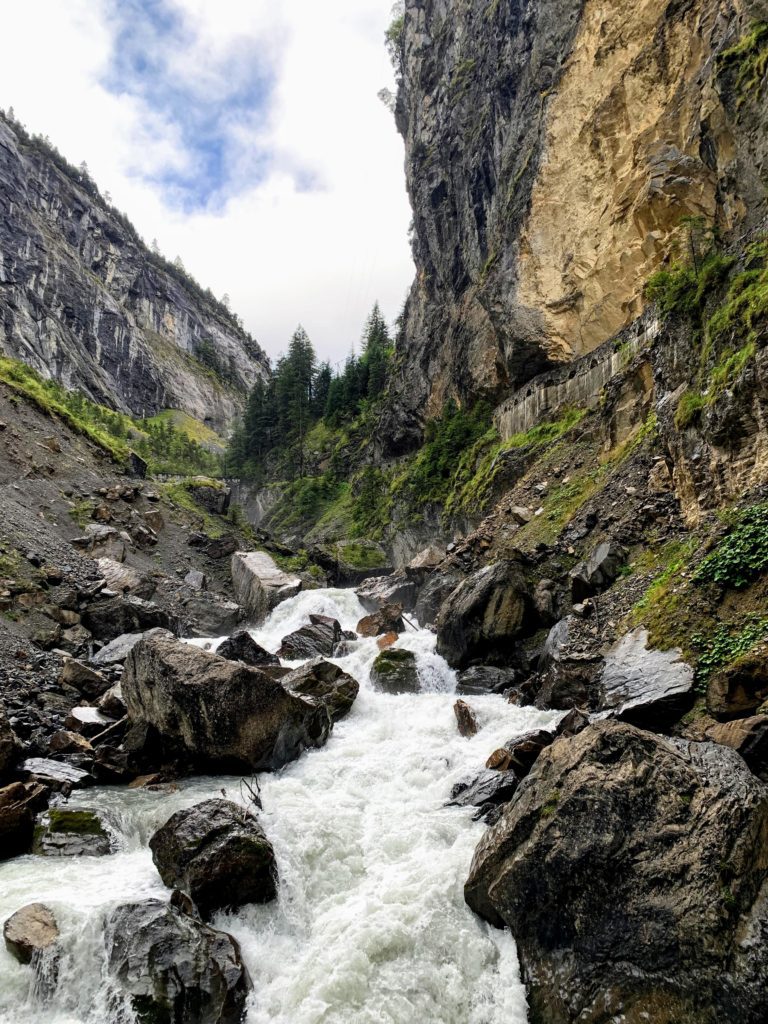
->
[0,114,269,434]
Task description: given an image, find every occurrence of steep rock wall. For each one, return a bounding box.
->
[0,116,269,433]
[386,0,768,450]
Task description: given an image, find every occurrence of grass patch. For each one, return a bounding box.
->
[716,21,768,101]
[338,542,387,570]
[691,616,768,683]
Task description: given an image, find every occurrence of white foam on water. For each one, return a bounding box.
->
[0,589,558,1024]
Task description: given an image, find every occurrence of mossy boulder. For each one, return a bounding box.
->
[33,808,112,856]
[370,648,420,694]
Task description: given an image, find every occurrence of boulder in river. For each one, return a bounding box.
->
[231,551,302,624]
[456,666,518,696]
[3,903,59,964]
[184,594,242,639]
[454,699,478,737]
[465,720,768,1024]
[370,648,420,694]
[106,899,251,1024]
[277,617,341,660]
[32,807,112,857]
[356,573,420,613]
[282,658,359,722]
[356,604,405,637]
[449,770,519,823]
[414,567,463,628]
[217,630,279,668]
[122,630,330,771]
[436,560,535,669]
[150,799,277,918]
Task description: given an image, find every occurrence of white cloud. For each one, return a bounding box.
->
[0,0,413,365]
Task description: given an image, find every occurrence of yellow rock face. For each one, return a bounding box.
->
[516,0,742,362]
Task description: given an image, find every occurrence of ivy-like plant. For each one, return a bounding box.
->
[696,504,768,589]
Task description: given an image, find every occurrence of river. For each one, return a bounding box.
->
[0,587,560,1024]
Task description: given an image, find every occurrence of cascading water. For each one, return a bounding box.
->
[0,588,561,1024]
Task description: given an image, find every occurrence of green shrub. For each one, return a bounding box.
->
[675,391,705,429]
[691,617,768,680]
[716,21,768,99]
[696,503,768,589]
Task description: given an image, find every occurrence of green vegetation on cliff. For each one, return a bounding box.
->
[0,356,222,476]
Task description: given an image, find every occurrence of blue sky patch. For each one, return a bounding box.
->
[102,0,276,211]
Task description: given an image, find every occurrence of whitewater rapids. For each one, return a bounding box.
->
[0,588,560,1024]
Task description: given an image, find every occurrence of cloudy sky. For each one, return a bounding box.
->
[0,0,414,366]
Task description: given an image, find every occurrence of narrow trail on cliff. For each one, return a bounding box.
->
[0,589,560,1024]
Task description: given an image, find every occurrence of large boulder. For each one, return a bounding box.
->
[106,900,250,1024]
[32,808,112,857]
[356,573,420,614]
[3,903,59,964]
[184,595,242,639]
[282,659,359,721]
[59,659,111,700]
[370,648,420,694]
[122,631,330,771]
[150,799,277,918]
[436,560,535,669]
[82,595,175,642]
[356,604,405,637]
[217,631,279,668]
[465,721,768,1024]
[230,551,301,624]
[277,617,341,660]
[707,648,768,720]
[414,567,463,627]
[456,666,518,696]
[449,770,519,823]
[596,627,694,727]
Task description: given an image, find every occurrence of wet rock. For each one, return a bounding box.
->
[231,551,302,624]
[150,799,277,918]
[188,482,231,516]
[82,595,174,643]
[282,658,359,722]
[707,649,768,721]
[106,899,251,1024]
[217,631,279,668]
[21,758,92,791]
[456,666,518,696]
[3,903,59,964]
[277,619,340,660]
[356,604,405,637]
[0,782,48,860]
[706,716,768,777]
[123,631,331,771]
[436,560,535,669]
[184,595,242,639]
[454,699,478,737]
[33,807,112,856]
[376,631,398,650]
[370,648,420,694]
[596,627,694,727]
[356,573,420,614]
[449,770,519,822]
[569,540,626,603]
[465,721,768,1024]
[59,659,111,700]
[503,729,555,777]
[91,627,168,668]
[414,567,463,627]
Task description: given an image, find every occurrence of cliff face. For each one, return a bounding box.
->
[388,0,768,446]
[0,116,269,434]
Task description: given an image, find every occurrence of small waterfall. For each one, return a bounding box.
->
[0,588,560,1024]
